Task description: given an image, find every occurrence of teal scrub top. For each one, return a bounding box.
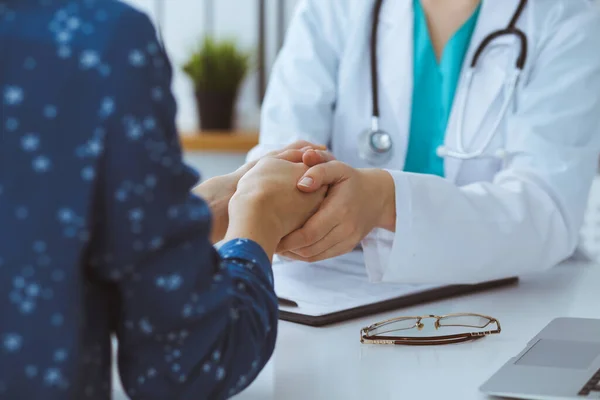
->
[403,0,481,177]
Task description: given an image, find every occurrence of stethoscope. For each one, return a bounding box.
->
[360,0,529,166]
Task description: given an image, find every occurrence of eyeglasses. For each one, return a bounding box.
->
[360,313,501,345]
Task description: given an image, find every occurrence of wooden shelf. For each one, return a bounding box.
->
[180,131,259,152]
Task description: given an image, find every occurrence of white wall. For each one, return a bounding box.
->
[183,152,247,179]
[122,0,300,133]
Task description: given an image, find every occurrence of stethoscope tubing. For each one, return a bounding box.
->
[364,0,529,164]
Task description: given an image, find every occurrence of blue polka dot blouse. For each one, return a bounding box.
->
[0,1,278,399]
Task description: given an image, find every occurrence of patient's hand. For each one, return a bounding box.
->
[225,157,327,259]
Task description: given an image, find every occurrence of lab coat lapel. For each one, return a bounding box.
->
[444,0,519,183]
[377,0,413,171]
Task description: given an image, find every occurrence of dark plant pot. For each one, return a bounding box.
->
[195,89,238,131]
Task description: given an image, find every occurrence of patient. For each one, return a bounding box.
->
[0,1,325,399]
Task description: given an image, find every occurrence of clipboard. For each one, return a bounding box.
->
[273,252,519,327]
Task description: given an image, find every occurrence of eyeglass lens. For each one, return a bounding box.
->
[368,315,493,337]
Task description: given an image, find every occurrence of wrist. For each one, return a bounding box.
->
[225,191,285,259]
[194,173,239,243]
[223,228,279,261]
[361,169,396,231]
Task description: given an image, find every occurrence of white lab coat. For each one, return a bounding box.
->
[247,0,600,284]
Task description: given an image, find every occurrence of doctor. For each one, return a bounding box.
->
[247,0,600,284]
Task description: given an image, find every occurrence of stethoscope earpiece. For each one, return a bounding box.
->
[495,148,508,160]
[436,146,448,158]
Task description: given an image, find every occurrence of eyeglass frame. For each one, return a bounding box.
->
[360,313,501,346]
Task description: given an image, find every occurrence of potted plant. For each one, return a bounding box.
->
[183,37,251,131]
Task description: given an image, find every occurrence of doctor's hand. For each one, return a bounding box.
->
[277,157,396,262]
[225,157,327,259]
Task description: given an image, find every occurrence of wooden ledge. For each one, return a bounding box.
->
[180,131,259,152]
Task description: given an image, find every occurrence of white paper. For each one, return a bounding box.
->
[273,251,442,317]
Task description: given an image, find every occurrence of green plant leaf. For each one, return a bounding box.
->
[182,36,252,93]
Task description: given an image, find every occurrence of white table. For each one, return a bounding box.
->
[234,261,600,400]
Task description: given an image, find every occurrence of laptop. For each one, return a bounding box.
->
[480,318,600,399]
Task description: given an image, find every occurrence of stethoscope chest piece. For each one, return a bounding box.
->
[359,126,393,165]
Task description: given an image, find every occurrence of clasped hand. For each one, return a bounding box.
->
[201,141,396,262]
[276,149,396,262]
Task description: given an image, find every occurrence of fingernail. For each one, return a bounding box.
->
[298,177,314,187]
[300,146,312,151]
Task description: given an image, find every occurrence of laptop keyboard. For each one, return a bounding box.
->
[578,367,600,396]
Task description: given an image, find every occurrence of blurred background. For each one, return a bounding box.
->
[123,0,300,178]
